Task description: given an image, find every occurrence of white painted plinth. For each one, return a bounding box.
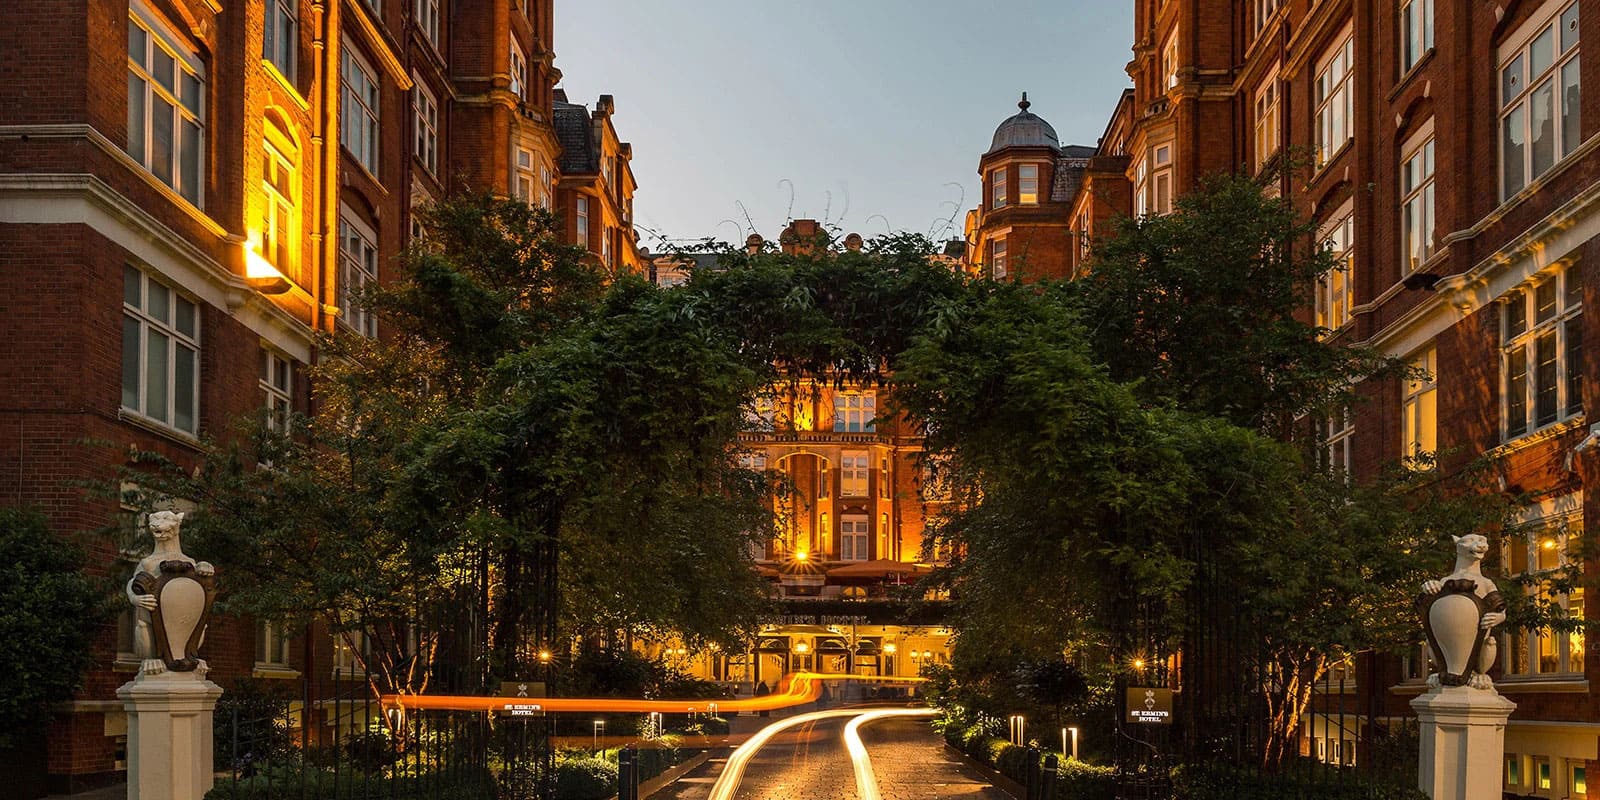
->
[117,671,224,800]
[1411,685,1515,800]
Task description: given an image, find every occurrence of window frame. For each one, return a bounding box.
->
[1150,143,1173,215]
[260,349,294,434]
[1253,69,1280,171]
[833,392,877,433]
[840,451,870,497]
[1402,345,1438,460]
[339,42,381,177]
[338,207,380,338]
[127,3,206,207]
[412,76,438,175]
[1315,206,1355,332]
[1499,499,1584,680]
[1500,264,1583,441]
[1498,0,1582,200]
[1314,29,1354,167]
[1018,163,1040,205]
[1325,408,1353,476]
[509,37,527,99]
[991,237,1008,280]
[1400,0,1434,75]
[414,0,440,50]
[265,0,298,82]
[1400,124,1436,274]
[255,619,292,669]
[840,515,870,562]
[122,266,201,435]
[576,195,590,249]
[990,167,1007,210]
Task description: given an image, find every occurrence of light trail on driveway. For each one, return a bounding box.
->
[705,706,937,800]
[380,672,924,715]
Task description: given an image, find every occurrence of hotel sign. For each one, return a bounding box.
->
[1126,687,1173,725]
[760,614,871,627]
[496,680,546,718]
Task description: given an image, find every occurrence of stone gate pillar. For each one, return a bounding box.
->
[1411,687,1515,800]
[118,672,224,800]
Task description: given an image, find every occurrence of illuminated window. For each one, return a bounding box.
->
[1254,72,1279,170]
[260,349,293,434]
[1575,763,1588,796]
[834,392,877,433]
[1133,155,1148,216]
[990,167,1007,209]
[255,620,291,668]
[1538,757,1552,790]
[991,238,1007,280]
[1506,755,1522,789]
[413,77,438,175]
[339,209,379,338]
[265,0,297,81]
[840,516,869,561]
[333,628,369,676]
[1076,210,1093,263]
[1402,346,1437,460]
[841,452,869,497]
[878,512,890,560]
[1315,209,1354,331]
[509,38,526,99]
[340,43,380,175]
[1502,265,1582,440]
[878,457,891,496]
[1500,1,1581,199]
[1400,0,1433,73]
[1315,32,1354,166]
[127,3,205,206]
[602,227,612,267]
[1501,510,1584,677]
[122,266,200,435]
[1018,164,1039,205]
[261,130,296,277]
[1400,131,1435,273]
[414,0,440,48]
[1162,32,1178,89]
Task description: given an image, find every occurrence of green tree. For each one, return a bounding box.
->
[0,508,108,748]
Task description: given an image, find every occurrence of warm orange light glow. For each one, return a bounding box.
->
[538,649,552,663]
[794,550,809,562]
[1541,538,1558,550]
[883,643,897,655]
[1133,658,1146,670]
[795,641,811,654]
[242,239,292,294]
[381,672,924,715]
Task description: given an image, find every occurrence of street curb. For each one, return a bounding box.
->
[942,742,1024,800]
[622,749,714,800]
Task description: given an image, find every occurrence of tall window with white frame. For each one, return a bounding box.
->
[576,196,590,250]
[261,125,297,279]
[1162,32,1178,89]
[1133,156,1148,216]
[255,620,291,669]
[265,0,297,81]
[339,210,380,338]
[601,227,612,268]
[834,391,877,433]
[1500,515,1584,678]
[1500,1,1581,199]
[1254,73,1279,171]
[1402,346,1437,461]
[1502,264,1583,440]
[990,167,1007,209]
[414,0,440,49]
[1315,210,1354,332]
[841,452,869,497]
[509,38,526,100]
[127,5,205,206]
[1400,132,1435,273]
[122,267,200,435]
[1400,0,1433,74]
[1254,0,1279,37]
[1315,32,1354,167]
[1324,409,1353,476]
[340,44,380,176]
[840,516,869,562]
[413,78,438,175]
[515,149,536,204]
[1075,210,1092,264]
[1018,164,1039,205]
[990,237,1008,280]
[260,350,293,434]
[1150,144,1173,215]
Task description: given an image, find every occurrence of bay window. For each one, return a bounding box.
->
[991,237,1007,280]
[1500,511,1584,678]
[991,167,1007,209]
[1502,264,1583,440]
[1019,164,1039,205]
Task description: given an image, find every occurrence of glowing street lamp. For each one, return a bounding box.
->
[1064,726,1079,760]
[1009,715,1026,747]
[593,719,605,751]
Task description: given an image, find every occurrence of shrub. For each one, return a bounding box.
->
[204,766,493,799]
[1169,762,1427,800]
[213,680,296,774]
[552,755,618,800]
[1056,758,1117,800]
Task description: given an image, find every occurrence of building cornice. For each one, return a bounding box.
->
[341,0,413,91]
[0,173,319,362]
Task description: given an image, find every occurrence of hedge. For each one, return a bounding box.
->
[204,766,494,800]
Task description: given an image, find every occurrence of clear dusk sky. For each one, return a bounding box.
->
[555,1,1136,249]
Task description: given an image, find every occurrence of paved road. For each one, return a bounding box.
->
[654,713,1011,800]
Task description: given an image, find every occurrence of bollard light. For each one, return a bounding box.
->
[1069,726,1079,760]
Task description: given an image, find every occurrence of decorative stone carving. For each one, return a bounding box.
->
[125,511,216,677]
[1417,534,1506,690]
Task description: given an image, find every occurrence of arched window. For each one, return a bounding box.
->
[260,114,299,281]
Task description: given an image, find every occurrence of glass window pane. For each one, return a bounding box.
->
[174,345,195,432]
[122,315,141,410]
[1537,280,1559,322]
[1562,58,1581,156]
[152,48,176,93]
[1568,317,1584,416]
[1507,292,1528,340]
[145,329,169,421]
[1531,80,1557,176]
[1504,55,1524,106]
[1508,346,1529,435]
[1531,26,1555,78]
[1568,267,1584,308]
[1562,3,1580,52]
[1537,331,1560,425]
[151,97,174,184]
[146,279,169,323]
[180,120,200,203]
[175,298,196,338]
[129,23,146,66]
[181,72,201,113]
[123,265,142,308]
[127,74,146,161]
[1504,105,1527,196]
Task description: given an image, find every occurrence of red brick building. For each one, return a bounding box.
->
[0,0,638,791]
[1059,0,1600,794]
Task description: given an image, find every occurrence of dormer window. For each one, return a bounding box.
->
[990,167,1007,209]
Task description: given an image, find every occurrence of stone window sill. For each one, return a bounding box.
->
[253,665,302,680]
